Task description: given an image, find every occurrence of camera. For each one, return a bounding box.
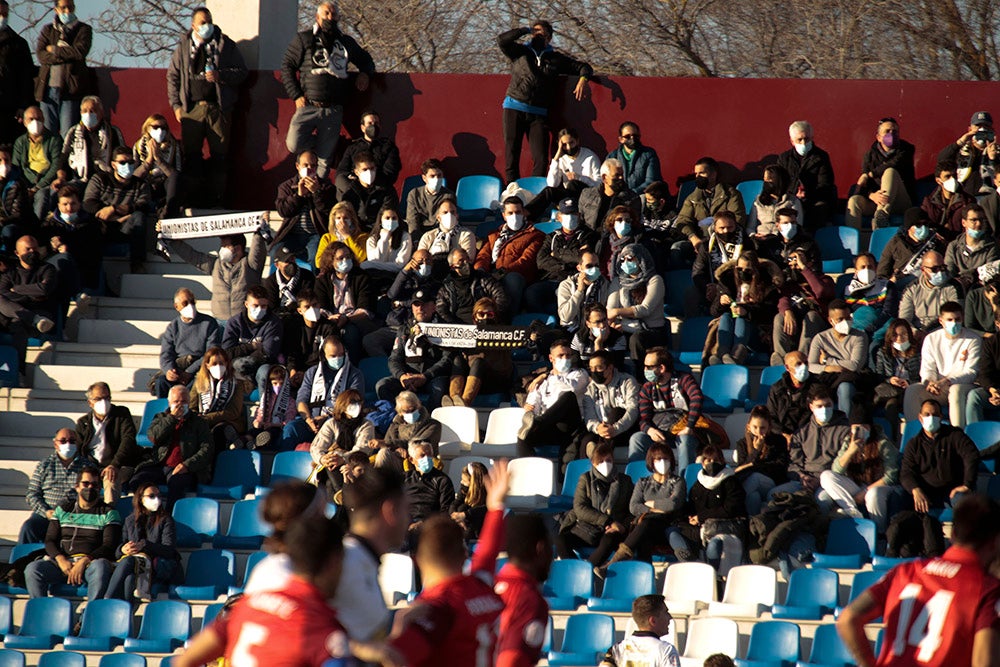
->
[974,128,995,146]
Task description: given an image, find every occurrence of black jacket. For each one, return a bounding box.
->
[34,19,91,100]
[389,317,455,380]
[262,267,316,320]
[536,227,599,282]
[735,435,790,486]
[0,26,34,112]
[340,179,399,231]
[75,406,141,469]
[273,175,335,243]
[0,174,31,228]
[578,184,640,232]
[405,467,455,524]
[314,267,374,314]
[776,146,837,208]
[497,28,592,110]
[335,137,401,190]
[281,317,338,372]
[386,268,441,328]
[0,259,58,319]
[281,27,374,106]
[860,139,917,204]
[436,271,509,324]
[977,333,1000,392]
[142,411,213,483]
[900,425,979,503]
[766,373,815,437]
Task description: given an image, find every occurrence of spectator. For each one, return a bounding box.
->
[872,319,920,428]
[262,244,316,324]
[167,6,247,208]
[747,163,803,237]
[807,299,869,414]
[528,197,599,314]
[900,399,978,513]
[777,120,837,227]
[674,156,747,249]
[945,204,997,289]
[596,204,655,280]
[898,250,961,333]
[965,273,1000,335]
[437,247,508,324]
[845,116,916,229]
[365,249,439,356]
[75,382,139,500]
[282,1,373,179]
[667,444,747,577]
[688,211,749,316]
[83,145,152,272]
[517,339,588,459]
[133,113,182,218]
[613,443,685,565]
[222,285,282,387]
[39,184,100,291]
[557,249,611,333]
[340,151,399,230]
[406,158,453,236]
[247,364,298,451]
[629,347,702,470]
[0,0,33,144]
[154,287,220,398]
[766,350,817,441]
[703,655,737,667]
[608,242,668,364]
[599,595,680,667]
[475,195,545,315]
[571,303,627,367]
[770,245,834,366]
[190,347,252,453]
[363,204,412,275]
[981,169,1000,232]
[416,195,476,263]
[309,389,374,463]
[877,207,946,286]
[902,301,980,427]
[450,461,489,541]
[316,201,368,266]
[60,96,123,187]
[920,160,976,243]
[0,143,30,243]
[733,406,789,515]
[25,466,120,600]
[12,106,62,220]
[34,0,91,138]
[286,335,363,449]
[937,110,998,196]
[104,482,180,601]
[272,150,335,264]
[131,385,212,509]
[165,226,267,320]
[403,440,454,536]
[313,241,376,361]
[843,252,898,339]
[497,20,592,182]
[771,384,851,500]
[579,158,640,232]
[377,289,454,409]
[524,127,600,220]
[706,250,782,366]
[444,297,513,407]
[607,121,661,193]
[0,235,57,370]
[641,181,689,269]
[334,110,400,197]
[281,291,337,386]
[20,428,95,544]
[820,419,901,533]
[969,293,1000,424]
[577,350,639,463]
[555,442,633,573]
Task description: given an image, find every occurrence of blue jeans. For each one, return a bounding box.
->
[501,271,527,317]
[282,417,315,451]
[105,555,178,600]
[285,105,344,178]
[25,557,112,599]
[376,375,449,411]
[33,187,56,221]
[716,313,756,355]
[18,514,50,545]
[628,431,696,470]
[741,472,776,516]
[966,387,1000,425]
[836,381,856,415]
[40,86,79,138]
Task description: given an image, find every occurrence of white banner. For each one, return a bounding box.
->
[159,211,268,240]
[418,323,530,349]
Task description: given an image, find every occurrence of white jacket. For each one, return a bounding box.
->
[919,327,982,384]
[546,148,601,188]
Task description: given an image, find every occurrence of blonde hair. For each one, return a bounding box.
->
[329,201,360,236]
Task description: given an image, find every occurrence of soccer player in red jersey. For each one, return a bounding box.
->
[838,494,1000,667]
[174,514,351,667]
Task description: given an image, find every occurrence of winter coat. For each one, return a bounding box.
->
[34,19,92,99]
[281,27,374,106]
[141,411,213,483]
[167,27,247,114]
[475,226,545,282]
[74,406,141,469]
[497,28,592,111]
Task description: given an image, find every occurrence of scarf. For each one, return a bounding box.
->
[617,243,656,291]
[275,269,300,308]
[901,234,941,276]
[651,377,688,413]
[310,24,349,78]
[334,416,365,451]
[267,382,293,423]
[309,360,351,412]
[608,233,633,277]
[199,377,235,414]
[190,31,220,71]
[492,226,518,263]
[68,125,112,181]
[697,467,734,490]
[845,276,889,308]
[429,228,456,256]
[707,235,743,275]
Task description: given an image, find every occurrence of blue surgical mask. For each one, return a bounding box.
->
[943,321,961,336]
[584,266,601,281]
[81,112,99,130]
[812,406,833,425]
[416,456,433,473]
[64,211,79,224]
[921,415,941,433]
[614,221,631,237]
[58,11,76,24]
[794,141,813,157]
[553,358,572,374]
[621,260,639,276]
[402,410,419,425]
[562,214,579,231]
[643,369,658,383]
[968,228,984,240]
[335,258,353,273]
[196,23,214,40]
[793,364,809,383]
[779,222,796,240]
[929,270,948,287]
[912,225,930,241]
[417,263,432,278]
[115,162,134,179]
[326,355,345,370]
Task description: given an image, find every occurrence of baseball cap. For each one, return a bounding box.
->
[971,111,993,126]
[273,245,296,264]
[557,198,578,214]
[411,288,435,304]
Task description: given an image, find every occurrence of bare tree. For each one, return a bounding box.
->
[94,0,190,65]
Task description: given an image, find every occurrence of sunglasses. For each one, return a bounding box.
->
[56,438,77,444]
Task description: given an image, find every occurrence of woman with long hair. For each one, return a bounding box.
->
[133,113,182,217]
[316,201,368,267]
[105,483,181,601]
[872,318,920,429]
[733,406,789,515]
[190,347,252,453]
[708,250,782,365]
[451,461,489,540]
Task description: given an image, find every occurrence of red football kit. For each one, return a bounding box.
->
[213,576,351,667]
[494,562,550,667]
[866,545,1000,666]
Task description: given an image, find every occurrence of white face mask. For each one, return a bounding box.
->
[81,112,99,130]
[57,443,77,460]
[249,305,267,321]
[893,340,911,352]
[505,213,525,231]
[439,213,457,231]
[653,459,670,476]
[93,399,110,416]
[833,319,851,335]
[209,364,225,380]
[27,120,42,136]
[218,247,234,263]
[561,214,579,231]
[0,164,8,179]
[553,357,572,374]
[358,169,374,186]
[304,307,320,323]
[426,176,441,193]
[345,403,362,419]
[142,496,162,513]
[792,363,809,382]
[382,217,399,232]
[298,166,315,180]
[942,177,958,194]
[855,268,874,285]
[594,461,613,477]
[180,304,196,320]
[150,128,167,143]
[778,222,796,240]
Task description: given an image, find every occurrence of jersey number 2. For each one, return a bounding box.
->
[232,623,269,667]
[891,583,955,662]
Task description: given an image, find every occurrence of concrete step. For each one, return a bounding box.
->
[33,365,157,394]
[6,388,151,417]
[0,410,82,435]
[104,256,206,277]
[120,273,213,301]
[77,319,168,346]
[0,460,39,498]
[47,343,161,369]
[89,297,182,322]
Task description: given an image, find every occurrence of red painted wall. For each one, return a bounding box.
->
[97,68,997,208]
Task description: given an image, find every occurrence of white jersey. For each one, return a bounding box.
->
[604,633,681,667]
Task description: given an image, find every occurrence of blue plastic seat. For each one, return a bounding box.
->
[868,227,897,261]
[512,312,557,327]
[37,653,85,667]
[136,398,169,448]
[815,226,860,273]
[812,518,877,569]
[269,451,315,485]
[543,559,593,611]
[663,269,691,317]
[99,656,146,667]
[676,180,696,209]
[0,650,24,667]
[398,174,424,217]
[871,555,915,571]
[965,420,1000,473]
[549,458,590,511]
[684,463,701,495]
[899,420,923,450]
[736,180,764,215]
[5,597,71,649]
[124,600,191,653]
[678,316,712,366]
[456,175,502,222]
[534,220,560,234]
[64,599,132,651]
[0,596,10,638]
[586,561,655,612]
[548,613,615,667]
[359,356,390,402]
[753,365,786,407]
[213,498,271,550]
[170,550,235,601]
[2,543,43,595]
[229,550,269,595]
[516,176,547,196]
[172,497,220,548]
[771,568,838,620]
[625,460,651,483]
[700,364,750,413]
[735,620,800,667]
[0,345,18,388]
[988,475,1000,500]
[201,602,226,628]
[198,450,261,500]
[796,622,854,667]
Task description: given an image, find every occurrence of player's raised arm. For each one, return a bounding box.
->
[471,459,509,576]
[836,591,881,667]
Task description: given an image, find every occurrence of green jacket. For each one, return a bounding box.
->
[142,411,214,483]
[12,131,62,189]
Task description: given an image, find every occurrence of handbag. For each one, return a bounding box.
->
[568,521,603,545]
[671,414,730,449]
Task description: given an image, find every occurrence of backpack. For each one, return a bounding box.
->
[885,510,945,558]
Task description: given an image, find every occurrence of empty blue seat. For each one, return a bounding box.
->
[700,364,750,413]
[543,559,593,611]
[99,656,146,667]
[456,175,502,222]
[159,659,174,667]
[587,561,654,612]
[269,451,315,485]
[2,543,43,595]
[172,497,220,548]
[871,555,914,571]
[834,569,885,621]
[664,270,692,316]
[550,458,590,511]
[736,620,800,667]
[868,227,897,261]
[124,600,191,654]
[678,317,713,366]
[359,356,389,402]
[136,399,169,448]
[0,345,18,388]
[201,602,226,628]
[398,174,424,217]
[684,463,701,495]
[548,613,615,667]
[5,597,71,649]
[752,365,786,407]
[771,568,838,620]
[625,460,651,483]
[170,550,235,601]
[815,226,860,273]
[229,550,269,595]
[736,180,764,215]
[534,220,560,234]
[213,498,271,550]
[798,622,855,667]
[812,518,876,569]
[37,653,85,667]
[0,596,9,638]
[198,450,261,500]
[512,312,557,327]
[0,649,24,667]
[676,180,695,209]
[64,599,132,651]
[965,420,1000,473]
[516,176,547,196]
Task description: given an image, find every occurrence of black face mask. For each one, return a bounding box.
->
[703,461,725,477]
[623,137,637,149]
[589,370,608,384]
[564,145,580,157]
[20,251,38,266]
[320,18,338,33]
[760,182,777,199]
[738,268,755,282]
[363,125,379,140]
[717,232,738,244]
[694,175,711,190]
[79,486,99,503]
[609,179,625,193]
[530,34,547,50]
